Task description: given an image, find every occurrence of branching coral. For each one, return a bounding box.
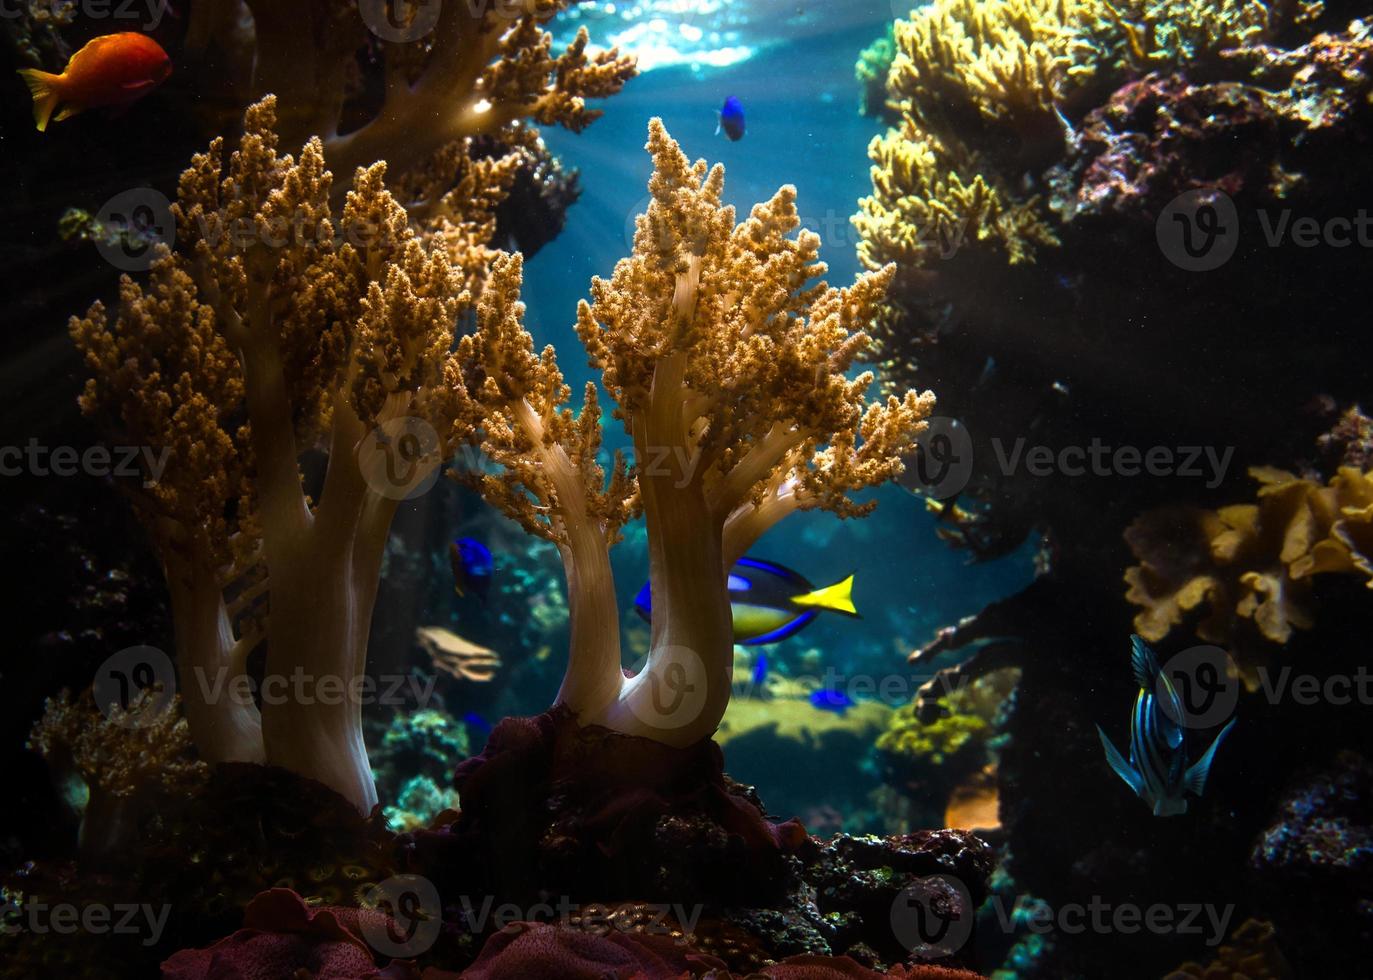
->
[1124,466,1373,679]
[28,689,207,856]
[443,121,936,745]
[854,0,1076,278]
[184,0,636,185]
[70,97,486,812]
[854,0,1326,277]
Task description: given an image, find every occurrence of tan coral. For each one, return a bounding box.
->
[29,690,206,799]
[71,98,484,812]
[186,0,635,184]
[443,120,935,745]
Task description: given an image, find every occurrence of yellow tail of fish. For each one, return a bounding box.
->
[791,573,859,617]
[17,68,62,132]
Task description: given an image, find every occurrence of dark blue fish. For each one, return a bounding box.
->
[809,688,855,715]
[717,96,745,141]
[751,652,768,687]
[449,537,493,599]
[1097,636,1235,816]
[635,557,858,646]
[462,711,492,734]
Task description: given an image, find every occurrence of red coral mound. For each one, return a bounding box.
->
[429,920,724,979]
[426,924,983,980]
[406,706,810,908]
[765,954,981,979]
[161,888,418,980]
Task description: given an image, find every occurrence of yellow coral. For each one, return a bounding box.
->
[855,0,1074,276]
[890,0,1088,128]
[1125,467,1373,680]
[855,0,1321,277]
[1165,918,1294,979]
[878,667,1019,765]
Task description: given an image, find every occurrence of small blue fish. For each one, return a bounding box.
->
[751,653,768,687]
[462,711,492,734]
[449,537,494,599]
[717,96,746,141]
[1097,636,1236,817]
[635,557,858,646]
[809,688,855,715]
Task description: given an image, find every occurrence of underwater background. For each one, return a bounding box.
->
[1,1,1371,978]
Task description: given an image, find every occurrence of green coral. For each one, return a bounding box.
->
[384,775,461,832]
[856,25,898,123]
[877,667,1019,765]
[369,708,470,831]
[878,702,990,765]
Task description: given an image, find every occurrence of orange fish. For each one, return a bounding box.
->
[18,33,171,133]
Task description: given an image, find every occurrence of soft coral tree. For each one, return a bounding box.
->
[71,98,476,813]
[446,121,936,745]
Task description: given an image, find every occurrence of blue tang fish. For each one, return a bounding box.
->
[751,652,769,687]
[809,688,855,715]
[717,96,745,141]
[449,537,494,599]
[463,711,493,734]
[1097,636,1236,817]
[635,557,858,645]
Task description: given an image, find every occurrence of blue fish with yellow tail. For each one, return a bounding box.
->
[1097,636,1235,817]
[717,96,746,141]
[634,556,858,645]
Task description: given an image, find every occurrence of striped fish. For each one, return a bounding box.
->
[1097,636,1235,816]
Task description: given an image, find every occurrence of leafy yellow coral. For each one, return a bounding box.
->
[1124,467,1373,678]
